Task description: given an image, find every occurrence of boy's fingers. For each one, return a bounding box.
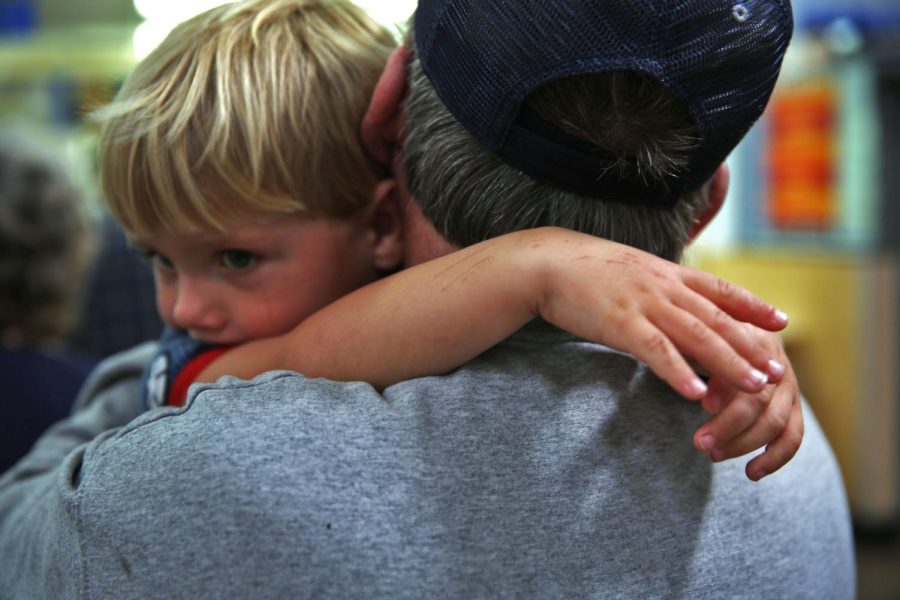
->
[681,269,788,332]
[670,292,777,378]
[700,376,737,414]
[693,331,804,480]
[693,382,776,457]
[620,321,708,400]
[745,399,804,480]
[650,305,768,394]
[713,384,786,460]
[726,364,802,477]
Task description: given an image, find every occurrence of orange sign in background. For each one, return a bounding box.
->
[765,83,839,230]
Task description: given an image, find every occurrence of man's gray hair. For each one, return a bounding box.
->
[402,36,713,262]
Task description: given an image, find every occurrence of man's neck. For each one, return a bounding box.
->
[401,200,457,266]
[393,157,458,266]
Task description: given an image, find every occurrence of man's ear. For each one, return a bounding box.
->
[688,163,729,242]
[366,178,404,272]
[361,46,410,168]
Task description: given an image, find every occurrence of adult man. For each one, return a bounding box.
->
[0,0,853,598]
[354,2,854,597]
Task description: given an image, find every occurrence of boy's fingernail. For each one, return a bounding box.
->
[767,359,785,379]
[774,309,789,324]
[748,369,768,388]
[699,434,715,452]
[687,378,707,398]
[710,448,726,462]
[750,469,767,481]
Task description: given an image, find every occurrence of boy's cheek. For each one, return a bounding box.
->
[153,286,176,326]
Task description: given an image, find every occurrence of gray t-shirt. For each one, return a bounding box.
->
[0,325,854,599]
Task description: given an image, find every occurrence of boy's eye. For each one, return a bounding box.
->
[156,254,175,269]
[138,249,175,270]
[220,249,259,270]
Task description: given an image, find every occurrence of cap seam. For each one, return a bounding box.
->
[417,2,449,72]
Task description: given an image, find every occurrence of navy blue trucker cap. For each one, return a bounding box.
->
[414,0,793,208]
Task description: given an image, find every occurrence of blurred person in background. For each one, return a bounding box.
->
[0,131,96,473]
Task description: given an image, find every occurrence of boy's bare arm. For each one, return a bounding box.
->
[198,227,799,477]
[200,227,784,393]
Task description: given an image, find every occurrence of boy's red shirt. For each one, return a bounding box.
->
[165,347,234,407]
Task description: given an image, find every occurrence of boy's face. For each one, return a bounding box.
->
[133,215,383,346]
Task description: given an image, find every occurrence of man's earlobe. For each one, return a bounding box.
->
[368,178,404,271]
[688,163,729,241]
[361,46,410,168]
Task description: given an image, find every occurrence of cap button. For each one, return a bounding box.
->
[732,4,750,23]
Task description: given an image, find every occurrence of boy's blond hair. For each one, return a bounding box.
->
[96,0,395,237]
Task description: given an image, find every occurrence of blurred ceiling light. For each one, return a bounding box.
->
[133,0,230,22]
[132,0,231,60]
[132,0,417,60]
[132,19,170,61]
[352,0,416,27]
[135,0,415,25]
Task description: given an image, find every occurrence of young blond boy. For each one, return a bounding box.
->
[95,0,795,475]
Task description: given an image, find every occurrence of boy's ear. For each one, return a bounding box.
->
[367,178,404,272]
[361,46,409,169]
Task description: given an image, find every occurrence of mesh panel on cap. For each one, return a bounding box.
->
[416,0,792,204]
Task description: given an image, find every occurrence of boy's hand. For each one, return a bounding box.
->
[537,229,788,401]
[693,331,803,480]
[532,228,802,476]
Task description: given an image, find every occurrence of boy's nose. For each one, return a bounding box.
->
[171,279,227,333]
